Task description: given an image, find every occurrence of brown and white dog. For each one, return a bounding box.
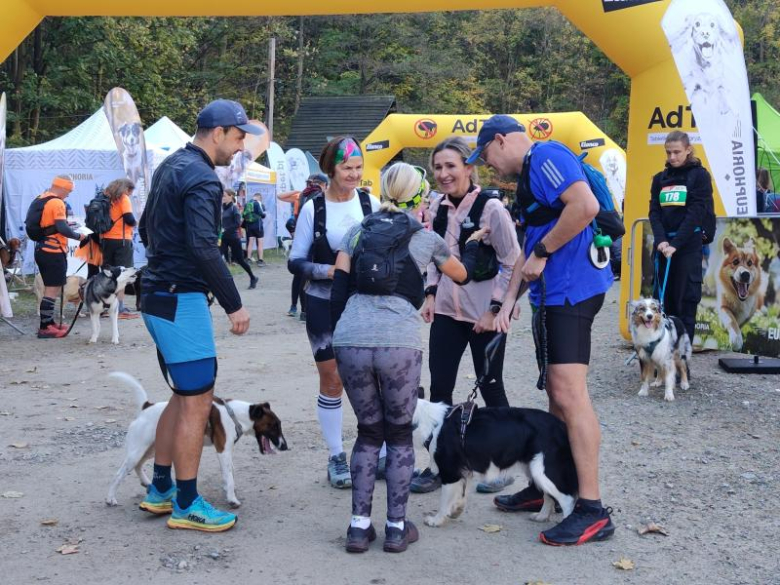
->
[629,298,692,402]
[106,372,288,509]
[716,238,765,351]
[34,274,86,315]
[0,237,21,271]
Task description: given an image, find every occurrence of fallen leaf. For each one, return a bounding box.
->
[10,442,29,449]
[613,557,635,571]
[464,374,476,380]
[41,518,59,526]
[638,522,669,536]
[2,491,24,498]
[631,440,641,446]
[69,405,79,409]
[526,582,552,585]
[479,524,502,533]
[64,417,75,422]
[26,366,37,373]
[96,406,111,410]
[9,380,27,385]
[0,411,11,416]
[56,544,79,555]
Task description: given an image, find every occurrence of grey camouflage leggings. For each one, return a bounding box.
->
[335,346,421,522]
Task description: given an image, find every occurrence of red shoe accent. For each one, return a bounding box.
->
[37,324,67,338]
[576,518,610,545]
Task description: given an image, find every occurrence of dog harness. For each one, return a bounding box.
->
[223,400,243,444]
[642,323,668,356]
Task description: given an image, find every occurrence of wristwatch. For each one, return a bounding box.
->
[533,241,551,259]
[489,300,502,315]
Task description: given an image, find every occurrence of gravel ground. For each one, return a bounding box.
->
[1,255,779,584]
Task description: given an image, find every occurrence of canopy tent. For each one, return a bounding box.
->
[754,93,780,194]
[145,116,191,154]
[242,161,279,249]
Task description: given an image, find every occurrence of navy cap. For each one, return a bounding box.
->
[465,115,526,165]
[307,173,329,185]
[196,99,263,136]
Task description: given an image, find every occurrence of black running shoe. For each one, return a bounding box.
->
[494,485,545,512]
[539,503,615,546]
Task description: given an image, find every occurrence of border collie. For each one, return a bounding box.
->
[412,399,578,527]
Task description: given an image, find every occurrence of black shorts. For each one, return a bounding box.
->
[34,249,67,287]
[246,226,264,239]
[305,293,334,362]
[533,293,604,365]
[102,238,134,268]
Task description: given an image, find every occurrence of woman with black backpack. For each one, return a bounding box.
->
[221,189,258,289]
[649,130,714,342]
[411,137,521,494]
[330,162,486,553]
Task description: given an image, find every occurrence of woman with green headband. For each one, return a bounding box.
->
[329,162,486,553]
[288,136,379,490]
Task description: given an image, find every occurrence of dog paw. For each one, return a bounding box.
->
[664,392,675,402]
[111,339,119,345]
[529,512,550,523]
[424,515,444,527]
[106,498,118,507]
[228,499,241,509]
[88,338,97,344]
[680,380,690,391]
[638,387,649,397]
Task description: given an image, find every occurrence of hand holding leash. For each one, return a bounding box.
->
[228,306,250,335]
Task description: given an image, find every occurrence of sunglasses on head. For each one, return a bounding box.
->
[395,166,427,210]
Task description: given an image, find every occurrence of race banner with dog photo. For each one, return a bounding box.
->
[103,87,151,218]
[636,219,780,357]
[662,0,756,217]
[104,87,151,267]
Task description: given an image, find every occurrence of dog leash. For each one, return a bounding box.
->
[653,253,671,314]
[531,274,548,391]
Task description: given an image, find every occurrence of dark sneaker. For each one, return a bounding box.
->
[286,306,297,317]
[327,452,352,489]
[383,521,419,553]
[299,311,306,322]
[345,524,376,553]
[494,485,563,513]
[410,468,441,493]
[248,276,259,289]
[539,503,615,546]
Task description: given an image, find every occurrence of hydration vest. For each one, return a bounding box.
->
[310,189,373,264]
[352,211,425,309]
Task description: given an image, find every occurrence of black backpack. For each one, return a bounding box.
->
[353,211,425,308]
[85,192,114,234]
[432,190,499,282]
[310,189,373,264]
[25,195,59,242]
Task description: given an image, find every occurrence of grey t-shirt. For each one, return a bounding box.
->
[332,221,451,350]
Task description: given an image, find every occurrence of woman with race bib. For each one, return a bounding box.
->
[648,130,714,342]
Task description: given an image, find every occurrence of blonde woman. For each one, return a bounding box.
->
[330,162,486,553]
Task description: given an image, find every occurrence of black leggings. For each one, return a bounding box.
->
[655,250,701,341]
[291,273,303,308]
[220,235,255,278]
[428,314,509,407]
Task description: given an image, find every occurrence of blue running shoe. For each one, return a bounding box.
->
[139,484,176,515]
[167,496,237,532]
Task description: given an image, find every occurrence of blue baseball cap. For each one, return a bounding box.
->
[465,115,526,165]
[196,99,263,136]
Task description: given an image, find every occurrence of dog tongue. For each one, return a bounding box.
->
[737,281,749,299]
[644,320,654,328]
[261,436,275,454]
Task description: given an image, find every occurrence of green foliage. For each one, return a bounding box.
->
[1,5,777,150]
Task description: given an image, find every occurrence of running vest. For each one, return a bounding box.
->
[310,190,373,265]
[352,211,425,309]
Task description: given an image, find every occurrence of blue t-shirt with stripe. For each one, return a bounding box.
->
[520,141,613,306]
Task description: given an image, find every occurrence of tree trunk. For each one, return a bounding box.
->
[11,44,25,139]
[294,16,304,115]
[30,24,46,143]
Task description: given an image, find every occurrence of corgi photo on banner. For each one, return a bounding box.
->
[629,298,692,402]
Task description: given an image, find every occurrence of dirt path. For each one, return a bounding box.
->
[1,256,778,584]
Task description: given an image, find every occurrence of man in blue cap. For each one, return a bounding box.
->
[467,115,615,546]
[137,99,261,532]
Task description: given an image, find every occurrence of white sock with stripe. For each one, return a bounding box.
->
[317,393,343,457]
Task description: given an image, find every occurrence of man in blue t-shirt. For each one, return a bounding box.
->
[466,114,614,546]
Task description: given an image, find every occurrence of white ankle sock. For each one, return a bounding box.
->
[351,515,371,529]
[317,394,343,457]
[386,520,404,530]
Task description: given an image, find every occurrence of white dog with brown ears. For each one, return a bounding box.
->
[629,298,692,402]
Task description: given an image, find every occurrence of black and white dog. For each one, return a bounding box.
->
[106,372,288,509]
[629,298,692,402]
[412,399,578,528]
[84,266,137,344]
[118,122,144,184]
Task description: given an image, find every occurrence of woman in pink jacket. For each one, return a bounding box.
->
[412,137,521,493]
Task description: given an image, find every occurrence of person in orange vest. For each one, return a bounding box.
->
[31,175,85,338]
[101,177,139,319]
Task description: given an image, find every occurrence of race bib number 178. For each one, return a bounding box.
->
[659,185,687,207]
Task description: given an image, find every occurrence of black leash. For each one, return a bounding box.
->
[532,274,548,391]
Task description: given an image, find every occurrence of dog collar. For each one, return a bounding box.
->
[223,400,243,444]
[643,321,669,355]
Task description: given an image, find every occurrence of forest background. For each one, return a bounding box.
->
[1,1,778,161]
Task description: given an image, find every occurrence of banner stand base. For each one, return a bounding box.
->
[718,355,780,374]
[0,317,25,334]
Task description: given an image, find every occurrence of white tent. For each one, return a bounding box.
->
[145,116,191,154]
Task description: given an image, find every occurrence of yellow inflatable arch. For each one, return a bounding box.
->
[0,0,713,338]
[360,112,626,209]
